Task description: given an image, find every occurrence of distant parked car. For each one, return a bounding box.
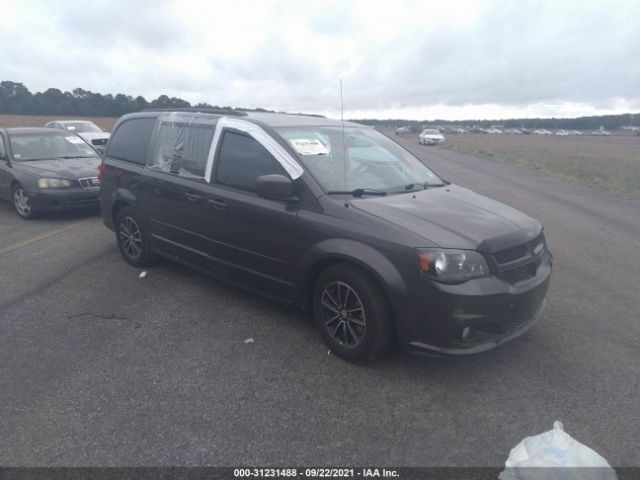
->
[395,126,412,135]
[419,129,445,145]
[591,129,611,136]
[0,127,101,219]
[486,128,503,134]
[469,126,488,134]
[519,128,532,135]
[534,129,553,135]
[45,120,110,152]
[504,128,522,134]
[566,130,583,136]
[555,130,570,136]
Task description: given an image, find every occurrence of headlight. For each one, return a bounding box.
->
[416,248,490,284]
[37,178,72,189]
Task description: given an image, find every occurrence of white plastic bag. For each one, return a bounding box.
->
[499,421,617,480]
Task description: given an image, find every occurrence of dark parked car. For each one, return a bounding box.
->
[0,128,101,219]
[100,110,552,362]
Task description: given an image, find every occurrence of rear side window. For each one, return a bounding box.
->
[147,121,215,180]
[0,135,5,157]
[214,131,287,192]
[106,117,156,165]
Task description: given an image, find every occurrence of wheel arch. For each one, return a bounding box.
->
[296,239,408,323]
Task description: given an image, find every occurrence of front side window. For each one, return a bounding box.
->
[214,130,287,192]
[9,133,98,161]
[276,126,443,193]
[147,120,215,180]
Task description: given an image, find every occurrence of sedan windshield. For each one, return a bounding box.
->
[62,122,102,133]
[276,126,443,193]
[9,133,99,161]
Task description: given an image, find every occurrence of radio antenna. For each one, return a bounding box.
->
[340,78,347,190]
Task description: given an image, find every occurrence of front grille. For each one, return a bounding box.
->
[92,138,108,146]
[503,263,537,283]
[493,234,545,284]
[78,177,100,189]
[494,243,529,264]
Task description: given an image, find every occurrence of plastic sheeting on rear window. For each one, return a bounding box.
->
[146,113,217,180]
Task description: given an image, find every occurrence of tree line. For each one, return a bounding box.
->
[355,113,638,131]
[0,80,270,117]
[1,80,637,130]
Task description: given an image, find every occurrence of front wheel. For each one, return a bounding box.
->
[114,206,158,268]
[12,184,36,219]
[313,263,394,363]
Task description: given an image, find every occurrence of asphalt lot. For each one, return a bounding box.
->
[1,141,639,467]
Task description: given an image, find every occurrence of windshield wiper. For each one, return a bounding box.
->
[403,182,428,191]
[327,188,387,197]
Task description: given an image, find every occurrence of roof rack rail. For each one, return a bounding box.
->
[142,107,247,117]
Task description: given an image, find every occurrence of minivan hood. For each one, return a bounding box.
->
[351,184,541,251]
[14,157,100,180]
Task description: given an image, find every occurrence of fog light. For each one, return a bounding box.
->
[462,327,471,339]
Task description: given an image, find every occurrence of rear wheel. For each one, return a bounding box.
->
[313,263,394,362]
[12,184,36,219]
[114,206,158,267]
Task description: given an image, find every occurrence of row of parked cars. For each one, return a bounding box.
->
[0,120,109,218]
[0,109,552,362]
[398,125,619,137]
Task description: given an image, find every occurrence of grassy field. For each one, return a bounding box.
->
[0,114,118,131]
[387,128,640,198]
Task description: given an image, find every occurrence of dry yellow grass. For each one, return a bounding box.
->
[0,114,118,131]
[441,133,640,197]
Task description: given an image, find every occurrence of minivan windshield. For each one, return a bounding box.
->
[276,126,443,193]
[9,133,99,161]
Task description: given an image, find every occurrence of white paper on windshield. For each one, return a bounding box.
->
[66,126,76,130]
[289,138,329,156]
[65,136,84,144]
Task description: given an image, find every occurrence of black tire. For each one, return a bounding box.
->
[114,206,158,268]
[313,263,394,363]
[11,184,37,219]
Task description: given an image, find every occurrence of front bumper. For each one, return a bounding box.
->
[400,253,552,355]
[29,187,100,212]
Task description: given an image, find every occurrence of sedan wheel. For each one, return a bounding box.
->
[12,186,34,219]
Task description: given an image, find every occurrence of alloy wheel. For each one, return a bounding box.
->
[320,281,366,348]
[119,216,143,259]
[13,188,31,217]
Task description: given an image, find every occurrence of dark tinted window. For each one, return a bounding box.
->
[106,117,156,165]
[147,121,214,179]
[215,131,287,192]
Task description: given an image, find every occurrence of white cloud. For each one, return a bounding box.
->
[1,0,639,120]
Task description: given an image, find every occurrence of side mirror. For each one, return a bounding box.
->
[255,174,297,201]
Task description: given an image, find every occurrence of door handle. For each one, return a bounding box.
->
[185,192,203,202]
[207,198,227,209]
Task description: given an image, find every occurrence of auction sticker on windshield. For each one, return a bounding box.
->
[65,136,84,144]
[289,138,329,156]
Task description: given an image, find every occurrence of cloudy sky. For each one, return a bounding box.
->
[1,0,639,120]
